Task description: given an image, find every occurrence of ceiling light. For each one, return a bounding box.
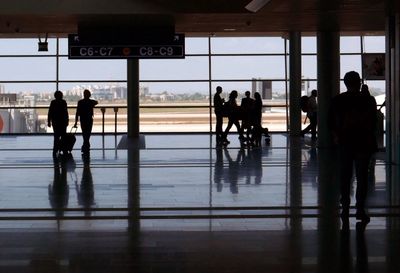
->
[223,28,236,31]
[245,0,271,13]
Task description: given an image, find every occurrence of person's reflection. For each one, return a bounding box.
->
[48,156,70,219]
[340,219,369,273]
[250,147,263,185]
[214,147,224,192]
[301,147,318,188]
[340,218,352,273]
[224,148,244,194]
[76,154,95,216]
[356,221,369,273]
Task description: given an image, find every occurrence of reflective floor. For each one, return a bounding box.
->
[0,133,399,272]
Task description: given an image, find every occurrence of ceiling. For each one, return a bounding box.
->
[0,0,394,37]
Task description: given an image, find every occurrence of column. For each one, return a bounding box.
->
[386,14,400,164]
[127,59,140,138]
[289,32,302,136]
[317,31,340,148]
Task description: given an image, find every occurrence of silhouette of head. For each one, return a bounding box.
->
[229,90,238,100]
[54,90,63,100]
[245,91,250,97]
[254,92,261,101]
[83,89,91,99]
[344,71,361,92]
[216,86,222,94]
[311,89,317,97]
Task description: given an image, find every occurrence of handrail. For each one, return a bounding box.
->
[0,103,385,134]
[0,104,289,110]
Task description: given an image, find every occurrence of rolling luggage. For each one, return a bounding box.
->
[61,127,77,154]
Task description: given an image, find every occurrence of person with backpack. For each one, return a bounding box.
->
[329,71,377,223]
[222,90,244,145]
[301,89,318,140]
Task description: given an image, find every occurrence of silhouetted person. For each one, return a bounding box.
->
[251,92,263,147]
[76,154,95,216]
[224,148,244,194]
[49,156,69,219]
[214,86,225,145]
[222,90,244,144]
[74,89,98,154]
[329,71,377,223]
[240,91,254,142]
[47,90,69,157]
[301,89,317,140]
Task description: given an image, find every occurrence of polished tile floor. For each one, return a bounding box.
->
[0,133,399,272]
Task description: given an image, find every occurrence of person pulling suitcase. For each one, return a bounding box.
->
[48,90,69,157]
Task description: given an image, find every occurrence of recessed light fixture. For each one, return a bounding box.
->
[223,28,236,31]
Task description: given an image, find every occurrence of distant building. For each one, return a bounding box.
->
[0,93,17,105]
[0,84,5,94]
[111,86,127,99]
[139,86,149,98]
[301,78,310,96]
[91,87,114,100]
[251,78,272,100]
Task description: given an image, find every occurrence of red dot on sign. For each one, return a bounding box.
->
[122,48,131,55]
[0,115,3,133]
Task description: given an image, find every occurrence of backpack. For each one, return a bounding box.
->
[300,95,309,113]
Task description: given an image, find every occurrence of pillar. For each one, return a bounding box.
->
[289,32,302,136]
[317,31,340,148]
[127,59,140,138]
[386,14,400,164]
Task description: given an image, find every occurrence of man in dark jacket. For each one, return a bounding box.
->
[74,89,98,154]
[329,71,377,223]
[214,86,225,145]
[48,90,69,157]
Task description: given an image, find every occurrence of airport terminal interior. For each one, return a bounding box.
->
[1,0,400,272]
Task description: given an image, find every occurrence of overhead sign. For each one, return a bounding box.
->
[68,34,185,59]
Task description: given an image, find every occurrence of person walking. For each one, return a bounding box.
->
[47,90,69,157]
[329,71,377,223]
[74,89,98,154]
[214,86,225,145]
[301,89,318,140]
[222,90,244,145]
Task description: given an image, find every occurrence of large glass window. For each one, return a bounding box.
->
[0,34,385,134]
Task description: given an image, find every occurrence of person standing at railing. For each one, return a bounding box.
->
[48,90,69,157]
[74,89,98,154]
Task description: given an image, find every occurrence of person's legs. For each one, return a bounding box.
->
[53,130,61,156]
[310,112,317,140]
[81,121,93,153]
[233,120,244,140]
[354,152,372,221]
[53,125,66,156]
[223,118,234,143]
[338,148,354,217]
[216,114,223,143]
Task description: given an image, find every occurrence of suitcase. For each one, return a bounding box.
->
[61,127,77,153]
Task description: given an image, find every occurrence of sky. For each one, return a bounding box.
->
[0,35,386,95]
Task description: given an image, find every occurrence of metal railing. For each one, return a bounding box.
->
[1,102,384,135]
